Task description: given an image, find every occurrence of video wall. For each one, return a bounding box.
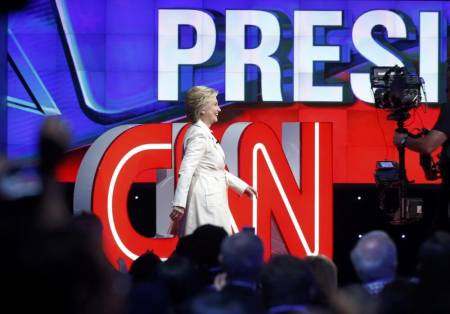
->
[6,0,449,183]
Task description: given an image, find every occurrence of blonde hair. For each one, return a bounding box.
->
[185,86,218,122]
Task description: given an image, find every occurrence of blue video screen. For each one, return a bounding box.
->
[5,0,449,158]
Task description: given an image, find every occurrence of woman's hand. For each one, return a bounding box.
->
[170,206,185,221]
[244,186,258,199]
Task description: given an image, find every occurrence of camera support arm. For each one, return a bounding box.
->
[396,122,409,221]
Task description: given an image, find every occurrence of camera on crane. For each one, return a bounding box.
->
[370,65,425,224]
[370,65,424,122]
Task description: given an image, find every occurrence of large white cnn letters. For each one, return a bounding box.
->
[420,12,440,103]
[158,10,216,100]
[294,11,343,102]
[226,10,282,101]
[155,9,442,104]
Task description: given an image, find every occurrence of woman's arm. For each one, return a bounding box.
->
[225,170,248,195]
[225,170,257,198]
[172,131,208,210]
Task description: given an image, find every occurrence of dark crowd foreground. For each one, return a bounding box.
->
[1,117,450,314]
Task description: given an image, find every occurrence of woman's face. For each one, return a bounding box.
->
[200,96,221,127]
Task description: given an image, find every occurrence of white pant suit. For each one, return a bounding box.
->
[172,120,248,235]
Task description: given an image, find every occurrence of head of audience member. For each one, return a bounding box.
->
[174,225,228,270]
[129,250,162,283]
[157,256,203,307]
[126,252,168,314]
[220,228,263,282]
[184,291,249,314]
[417,231,450,289]
[305,254,338,302]
[173,233,196,259]
[191,224,228,268]
[261,254,318,309]
[350,230,397,283]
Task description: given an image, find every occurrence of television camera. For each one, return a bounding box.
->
[370,65,423,121]
[370,65,426,224]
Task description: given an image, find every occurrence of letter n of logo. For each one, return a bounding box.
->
[225,122,333,259]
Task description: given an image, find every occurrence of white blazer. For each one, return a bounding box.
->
[172,120,248,235]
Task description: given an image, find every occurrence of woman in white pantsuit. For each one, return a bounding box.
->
[170,86,257,235]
